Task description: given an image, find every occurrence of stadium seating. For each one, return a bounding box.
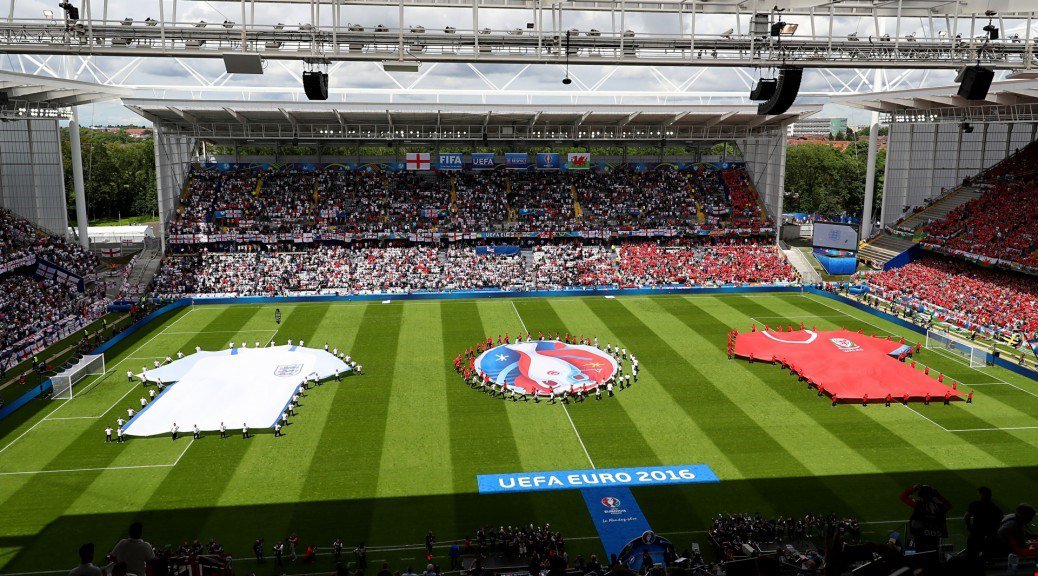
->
[922,142,1038,270]
[863,255,1038,336]
[167,165,770,240]
[0,208,105,371]
[150,239,795,297]
[152,164,791,297]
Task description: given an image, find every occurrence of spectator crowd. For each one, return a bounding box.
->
[923,142,1038,271]
[0,208,105,372]
[149,238,796,297]
[167,165,772,242]
[863,255,1038,337]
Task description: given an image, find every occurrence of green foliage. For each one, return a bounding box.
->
[61,128,157,221]
[784,141,885,218]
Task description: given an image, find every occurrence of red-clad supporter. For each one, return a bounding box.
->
[923,143,1038,270]
[865,255,1038,335]
[617,239,797,287]
[151,239,797,296]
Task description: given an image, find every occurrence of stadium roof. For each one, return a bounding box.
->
[125,100,818,142]
[190,0,1038,17]
[0,71,131,115]
[832,79,1038,116]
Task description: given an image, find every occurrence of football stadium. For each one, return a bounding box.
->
[2,2,1038,575]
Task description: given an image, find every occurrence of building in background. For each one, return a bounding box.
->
[788,118,849,138]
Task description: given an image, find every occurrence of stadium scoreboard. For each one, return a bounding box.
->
[812,222,859,251]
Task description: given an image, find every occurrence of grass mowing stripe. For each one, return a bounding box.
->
[199,303,339,544]
[713,295,960,468]
[787,297,1038,461]
[0,306,268,572]
[534,297,722,535]
[281,304,404,549]
[440,301,546,543]
[475,300,597,544]
[518,298,662,468]
[592,297,860,515]
[696,295,970,500]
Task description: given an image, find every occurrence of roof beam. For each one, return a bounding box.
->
[279,108,299,127]
[617,112,640,127]
[528,111,541,127]
[169,106,203,126]
[663,111,689,127]
[702,111,736,128]
[223,107,248,125]
[574,111,592,127]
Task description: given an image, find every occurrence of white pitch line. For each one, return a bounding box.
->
[509,300,596,469]
[0,463,175,476]
[946,425,1038,432]
[2,307,199,454]
[0,437,195,476]
[160,329,279,335]
[901,404,951,432]
[171,438,194,466]
[926,346,1038,401]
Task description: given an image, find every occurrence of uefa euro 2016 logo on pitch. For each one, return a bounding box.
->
[601,496,621,508]
[475,341,618,395]
[274,364,304,377]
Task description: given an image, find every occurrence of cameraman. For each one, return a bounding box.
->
[900,484,952,553]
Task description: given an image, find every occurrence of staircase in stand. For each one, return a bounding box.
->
[858,233,918,267]
[897,186,985,232]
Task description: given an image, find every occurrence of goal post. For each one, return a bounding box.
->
[50,354,106,400]
[925,329,991,368]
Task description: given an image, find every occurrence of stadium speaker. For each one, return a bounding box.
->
[956,67,994,100]
[749,78,777,101]
[222,53,263,74]
[757,67,802,115]
[302,71,329,101]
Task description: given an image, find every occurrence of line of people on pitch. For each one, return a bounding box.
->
[727,325,973,407]
[453,332,639,403]
[105,339,359,442]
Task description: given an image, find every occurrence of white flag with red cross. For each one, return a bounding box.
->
[406,152,431,171]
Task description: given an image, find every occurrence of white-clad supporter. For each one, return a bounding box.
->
[70,543,103,576]
[109,522,155,576]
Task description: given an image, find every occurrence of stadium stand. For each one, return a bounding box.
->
[0,208,106,372]
[150,238,795,297]
[165,165,771,243]
[151,165,791,297]
[861,255,1038,337]
[920,142,1038,271]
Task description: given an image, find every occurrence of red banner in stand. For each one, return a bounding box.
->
[732,328,963,403]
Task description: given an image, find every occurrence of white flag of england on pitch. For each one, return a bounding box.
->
[406,152,430,171]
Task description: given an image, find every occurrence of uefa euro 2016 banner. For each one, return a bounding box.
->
[477,464,718,494]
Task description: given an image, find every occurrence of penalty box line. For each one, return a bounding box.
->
[0,438,194,477]
[0,308,199,454]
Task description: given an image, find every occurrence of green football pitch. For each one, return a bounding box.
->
[2,292,1038,574]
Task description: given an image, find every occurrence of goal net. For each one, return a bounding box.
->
[925,329,991,368]
[50,354,106,400]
